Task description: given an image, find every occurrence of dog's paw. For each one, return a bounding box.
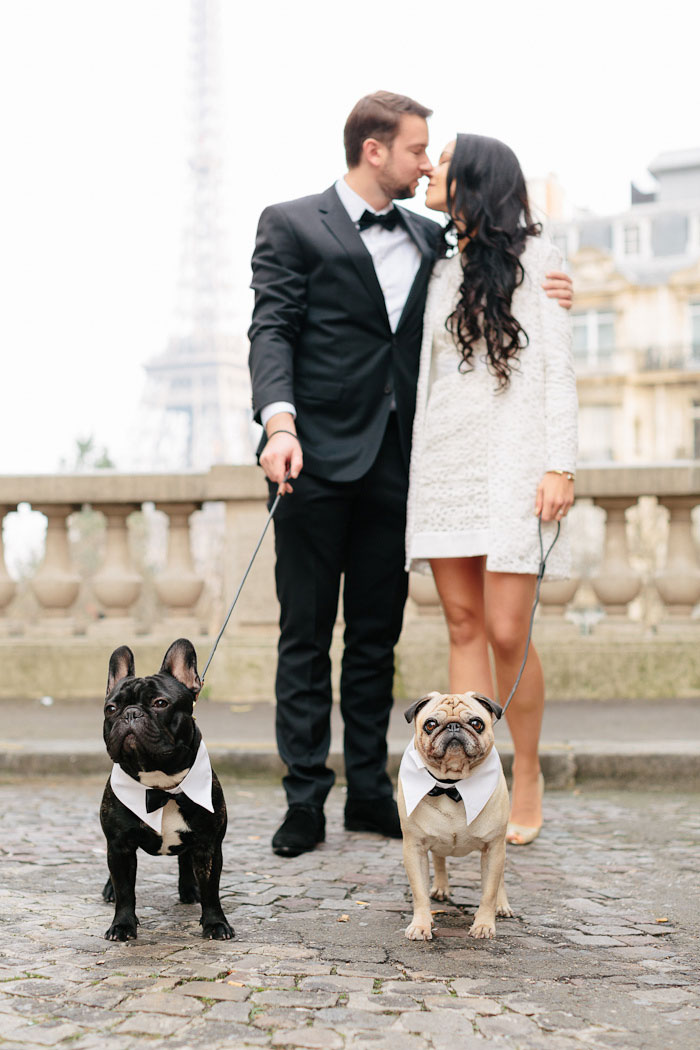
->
[430,883,449,901]
[496,901,513,918]
[405,920,433,941]
[179,885,201,905]
[105,920,137,942]
[202,919,235,941]
[469,919,495,940]
[102,877,114,903]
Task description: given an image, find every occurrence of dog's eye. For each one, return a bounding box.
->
[104,703,116,715]
[423,718,438,733]
[468,717,485,733]
[152,697,169,709]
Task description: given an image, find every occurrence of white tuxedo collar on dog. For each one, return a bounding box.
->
[399,740,501,824]
[110,740,214,834]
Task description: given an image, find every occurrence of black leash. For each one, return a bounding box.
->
[498,516,561,720]
[199,482,287,686]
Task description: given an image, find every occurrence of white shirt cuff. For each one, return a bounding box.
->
[261,401,297,427]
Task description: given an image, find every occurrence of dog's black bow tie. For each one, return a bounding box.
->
[427,784,462,803]
[145,787,172,813]
[358,208,401,232]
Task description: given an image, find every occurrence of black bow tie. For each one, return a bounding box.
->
[145,787,172,813]
[358,208,401,232]
[427,784,462,803]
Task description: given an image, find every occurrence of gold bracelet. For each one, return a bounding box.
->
[548,469,575,482]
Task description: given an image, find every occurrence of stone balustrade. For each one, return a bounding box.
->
[0,463,699,701]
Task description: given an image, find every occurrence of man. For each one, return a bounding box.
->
[249,92,572,857]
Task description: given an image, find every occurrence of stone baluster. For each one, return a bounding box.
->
[30,503,81,634]
[90,504,142,633]
[154,502,205,635]
[654,496,700,621]
[408,572,443,617]
[590,498,642,622]
[0,505,18,633]
[185,496,279,700]
[538,577,580,621]
[221,498,278,627]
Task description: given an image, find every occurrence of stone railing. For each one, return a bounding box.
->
[1,463,699,700]
[0,467,272,636]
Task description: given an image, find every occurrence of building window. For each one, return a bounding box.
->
[651,213,688,256]
[693,401,700,458]
[691,302,700,362]
[623,224,640,255]
[579,222,612,252]
[572,310,616,369]
[579,404,615,461]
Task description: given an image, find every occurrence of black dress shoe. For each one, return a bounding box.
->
[272,804,325,857]
[344,796,402,838]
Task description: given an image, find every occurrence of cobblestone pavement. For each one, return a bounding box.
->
[0,777,698,1050]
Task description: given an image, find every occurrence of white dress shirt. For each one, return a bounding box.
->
[260,177,421,427]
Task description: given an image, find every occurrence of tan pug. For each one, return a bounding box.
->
[397,691,512,941]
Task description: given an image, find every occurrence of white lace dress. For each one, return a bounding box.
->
[405,236,577,579]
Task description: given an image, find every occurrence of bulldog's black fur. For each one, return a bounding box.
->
[100,639,233,942]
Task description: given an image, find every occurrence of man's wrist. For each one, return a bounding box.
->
[261,401,296,428]
[267,429,300,443]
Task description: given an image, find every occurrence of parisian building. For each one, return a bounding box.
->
[547,148,700,463]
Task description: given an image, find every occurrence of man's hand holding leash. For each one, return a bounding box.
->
[260,411,303,495]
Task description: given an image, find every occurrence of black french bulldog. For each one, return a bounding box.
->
[100,638,233,942]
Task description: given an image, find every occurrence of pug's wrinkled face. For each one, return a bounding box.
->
[405,691,500,779]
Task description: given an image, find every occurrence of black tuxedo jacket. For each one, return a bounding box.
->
[248,185,442,482]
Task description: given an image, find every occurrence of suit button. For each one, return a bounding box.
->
[384,384,392,395]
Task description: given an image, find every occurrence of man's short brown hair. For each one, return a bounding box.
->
[344,91,432,168]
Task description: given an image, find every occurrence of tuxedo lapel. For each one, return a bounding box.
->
[395,207,438,333]
[318,186,390,326]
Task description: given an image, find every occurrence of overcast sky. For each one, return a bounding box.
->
[1,0,698,474]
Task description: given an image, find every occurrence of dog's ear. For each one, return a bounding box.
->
[472,692,503,721]
[160,638,202,696]
[404,693,437,724]
[106,645,135,697]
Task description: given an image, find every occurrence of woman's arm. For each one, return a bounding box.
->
[537,243,578,522]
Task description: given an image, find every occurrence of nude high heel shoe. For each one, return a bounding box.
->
[506,771,544,846]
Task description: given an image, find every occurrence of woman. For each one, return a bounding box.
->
[406,134,577,845]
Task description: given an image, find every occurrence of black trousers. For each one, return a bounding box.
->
[270,416,409,808]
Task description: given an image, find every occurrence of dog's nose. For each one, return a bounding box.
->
[122,706,144,724]
[445,722,462,734]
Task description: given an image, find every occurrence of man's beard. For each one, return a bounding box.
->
[388,184,414,200]
[378,171,415,202]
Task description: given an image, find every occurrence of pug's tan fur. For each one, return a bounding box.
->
[398,691,512,941]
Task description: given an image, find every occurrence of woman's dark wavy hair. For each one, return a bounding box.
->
[442,133,541,388]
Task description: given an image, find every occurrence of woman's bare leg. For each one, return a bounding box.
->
[484,572,544,831]
[429,557,493,696]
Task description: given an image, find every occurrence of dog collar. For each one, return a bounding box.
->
[110,740,214,834]
[399,740,501,824]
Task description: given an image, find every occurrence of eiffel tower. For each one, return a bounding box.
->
[132,0,253,470]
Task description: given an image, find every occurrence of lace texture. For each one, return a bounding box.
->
[406,236,578,579]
